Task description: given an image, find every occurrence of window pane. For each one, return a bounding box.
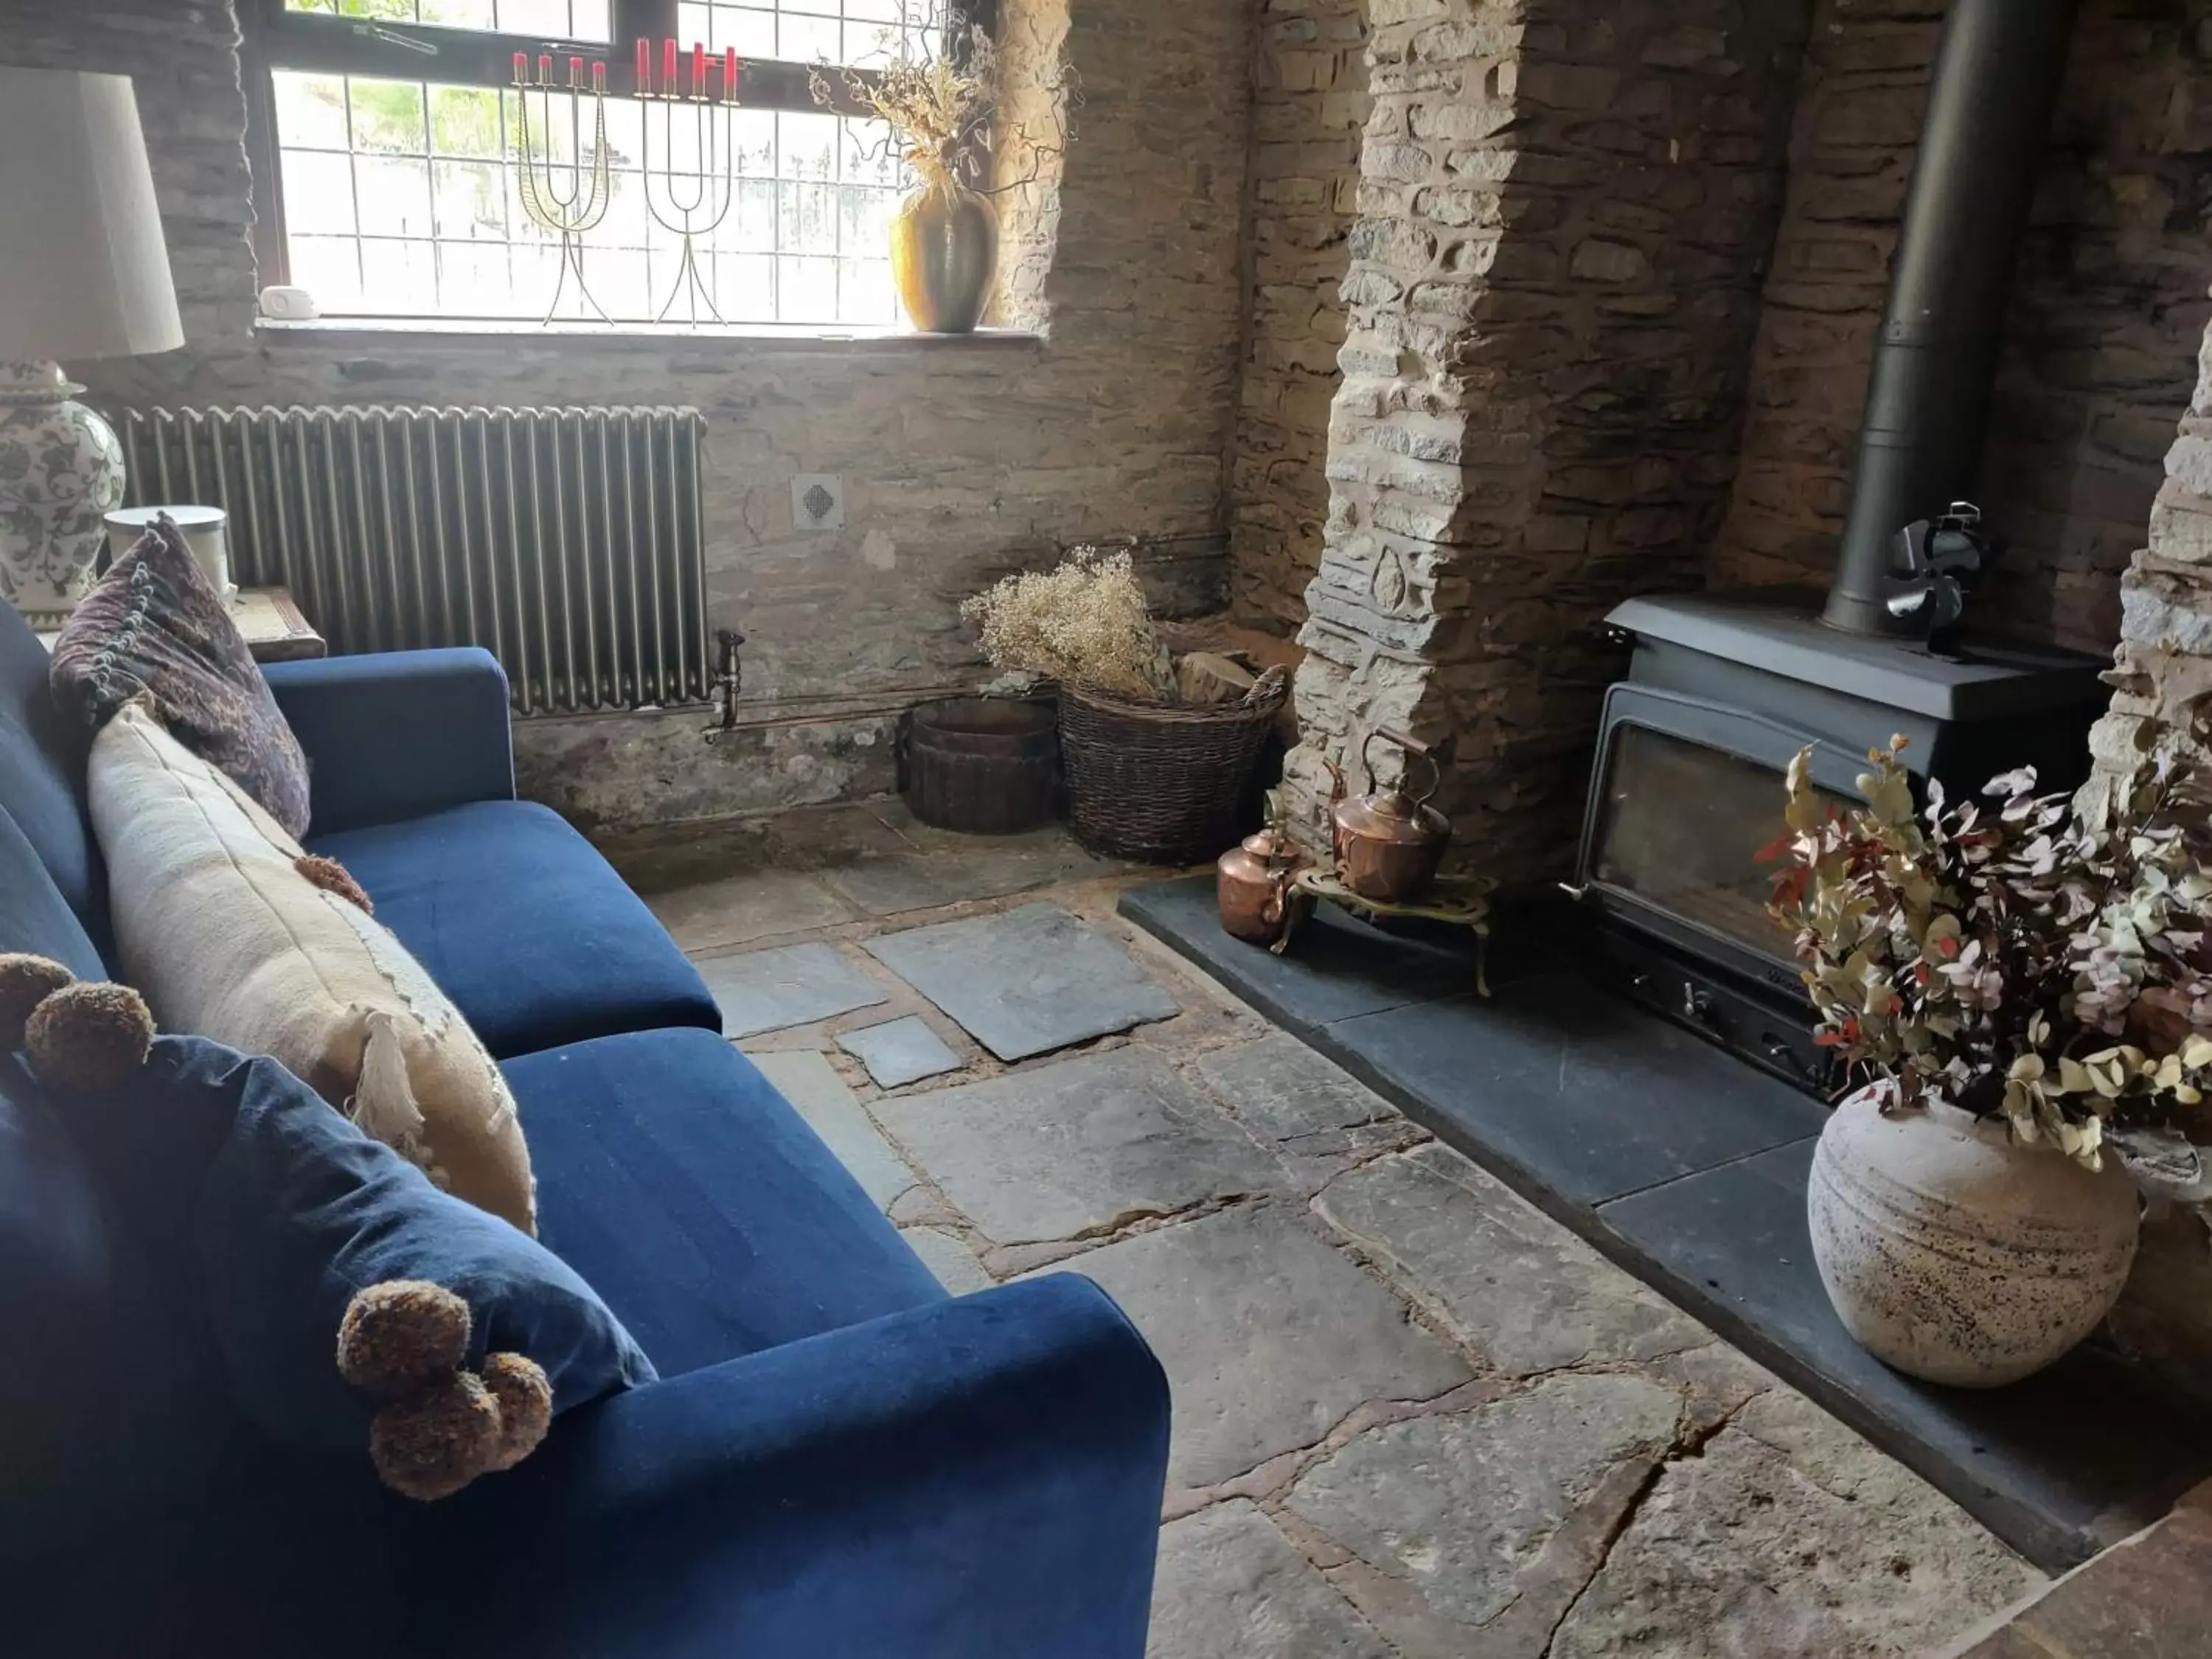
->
[495,0,576,34]
[434,160,509,237]
[289,235,364,310]
[273,72,349,150]
[349,78,427,153]
[280,150,359,234]
[419,0,496,25]
[778,254,838,324]
[285,0,611,38]
[286,0,414,15]
[356,155,434,235]
[428,85,504,159]
[358,238,439,313]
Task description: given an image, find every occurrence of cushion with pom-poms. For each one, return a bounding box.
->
[44,1035,653,1498]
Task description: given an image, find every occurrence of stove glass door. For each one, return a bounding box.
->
[1590,722,1853,970]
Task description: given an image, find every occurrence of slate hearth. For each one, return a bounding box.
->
[1121,874,2212,1572]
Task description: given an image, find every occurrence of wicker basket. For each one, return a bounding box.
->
[1059,672,1288,863]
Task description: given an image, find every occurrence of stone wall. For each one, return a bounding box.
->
[1228,0,1372,634]
[1280,0,1811,886]
[1710,0,2212,655]
[6,0,1253,832]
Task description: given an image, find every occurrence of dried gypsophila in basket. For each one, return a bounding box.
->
[1767,733,2212,1190]
[960,546,1176,702]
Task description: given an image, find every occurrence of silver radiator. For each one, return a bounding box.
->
[114,404,711,717]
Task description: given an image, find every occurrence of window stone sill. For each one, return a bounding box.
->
[253,317,1046,358]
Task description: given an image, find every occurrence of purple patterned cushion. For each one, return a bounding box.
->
[48,515,310,837]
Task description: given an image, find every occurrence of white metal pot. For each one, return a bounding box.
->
[1806,1088,2140,1388]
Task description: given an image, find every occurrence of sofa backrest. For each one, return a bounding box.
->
[0,601,107,956]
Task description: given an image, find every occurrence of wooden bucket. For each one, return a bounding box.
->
[902,697,1061,835]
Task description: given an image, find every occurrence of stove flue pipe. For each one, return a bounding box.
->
[1822,0,2079,636]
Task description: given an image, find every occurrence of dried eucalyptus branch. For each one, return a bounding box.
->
[1768,734,2212,1175]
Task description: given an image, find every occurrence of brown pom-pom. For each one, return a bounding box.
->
[479,1352,552,1472]
[337,1281,472,1397]
[0,954,74,1049]
[369,1371,502,1502]
[296,855,374,915]
[24,981,153,1092]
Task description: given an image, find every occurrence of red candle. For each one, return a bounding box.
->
[635,38,650,94]
[538,54,553,85]
[592,60,606,94]
[663,38,677,92]
[692,41,705,98]
[724,46,739,102]
[513,50,528,84]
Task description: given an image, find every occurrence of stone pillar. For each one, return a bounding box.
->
[1281,0,1812,887]
[2080,307,2212,1402]
[2083,316,2212,821]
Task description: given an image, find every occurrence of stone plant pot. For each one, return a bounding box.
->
[1806,1088,2140,1388]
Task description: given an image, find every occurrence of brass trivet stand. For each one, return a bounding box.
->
[1273,869,1496,996]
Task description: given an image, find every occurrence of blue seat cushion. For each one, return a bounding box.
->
[0,599,105,946]
[0,802,104,981]
[308,799,720,1059]
[504,1029,947,1378]
[0,1063,229,1562]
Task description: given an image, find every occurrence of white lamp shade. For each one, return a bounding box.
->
[0,66,184,363]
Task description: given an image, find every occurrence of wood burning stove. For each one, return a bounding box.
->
[1570,589,2107,1089]
[1565,0,2098,1089]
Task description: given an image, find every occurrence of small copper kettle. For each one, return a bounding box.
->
[1217,809,1307,946]
[1326,728,1450,904]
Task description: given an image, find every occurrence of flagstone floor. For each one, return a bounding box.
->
[610,803,2047,1659]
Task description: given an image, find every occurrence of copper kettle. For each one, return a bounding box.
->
[1217,822,1306,945]
[1326,728,1450,904]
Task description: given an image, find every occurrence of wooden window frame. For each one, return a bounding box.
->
[238,0,995,295]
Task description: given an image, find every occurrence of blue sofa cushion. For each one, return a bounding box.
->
[309,800,721,1058]
[0,802,103,981]
[506,1028,947,1378]
[0,1064,229,1562]
[0,599,104,945]
[56,1037,655,1470]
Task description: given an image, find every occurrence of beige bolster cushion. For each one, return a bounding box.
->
[89,700,535,1235]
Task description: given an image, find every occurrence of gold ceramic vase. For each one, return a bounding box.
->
[889,182,998,334]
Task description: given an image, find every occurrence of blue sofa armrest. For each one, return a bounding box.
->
[263,649,515,835]
[434,1275,1170,1659]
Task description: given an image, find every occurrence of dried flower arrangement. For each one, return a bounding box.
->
[809,4,1076,202]
[1768,735,2212,1186]
[961,545,1175,701]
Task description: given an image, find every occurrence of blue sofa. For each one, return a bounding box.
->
[0,601,1169,1658]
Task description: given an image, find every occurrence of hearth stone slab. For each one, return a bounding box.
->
[696,940,890,1039]
[864,902,1180,1061]
[1117,877,1481,1034]
[1326,978,1829,1208]
[1119,874,2212,1573]
[1045,1205,1472,1489]
[1599,1141,2212,1573]
[1148,1500,1394,1659]
[872,1048,1280,1248]
[836,1016,962,1088]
